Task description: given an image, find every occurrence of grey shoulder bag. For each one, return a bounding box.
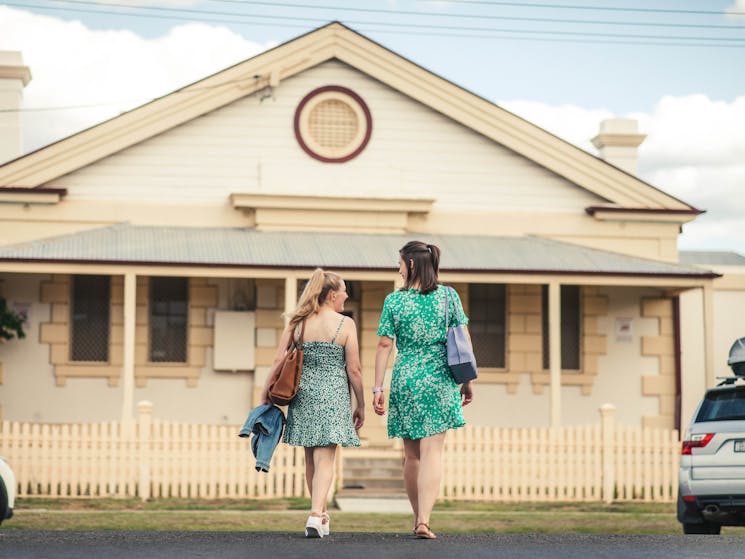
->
[444,286,478,384]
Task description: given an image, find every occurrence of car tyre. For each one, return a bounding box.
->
[0,478,7,526]
[683,522,721,535]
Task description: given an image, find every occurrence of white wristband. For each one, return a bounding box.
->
[372,387,384,393]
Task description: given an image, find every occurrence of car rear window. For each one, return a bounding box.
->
[696,389,745,422]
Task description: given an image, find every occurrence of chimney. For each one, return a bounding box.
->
[0,51,32,165]
[591,118,646,176]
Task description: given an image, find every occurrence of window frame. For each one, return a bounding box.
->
[70,274,111,363]
[467,283,507,370]
[541,284,582,371]
[148,276,189,364]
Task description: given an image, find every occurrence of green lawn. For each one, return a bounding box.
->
[10,498,742,534]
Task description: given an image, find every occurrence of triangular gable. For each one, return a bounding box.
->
[0,22,696,212]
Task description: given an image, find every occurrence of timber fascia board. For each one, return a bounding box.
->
[0,186,66,205]
[230,193,434,213]
[585,205,702,224]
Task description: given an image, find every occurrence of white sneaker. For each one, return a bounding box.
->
[305,515,324,538]
[321,512,330,537]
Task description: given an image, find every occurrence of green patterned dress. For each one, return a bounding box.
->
[283,318,361,448]
[377,285,468,440]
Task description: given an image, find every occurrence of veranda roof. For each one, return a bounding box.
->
[0,224,718,279]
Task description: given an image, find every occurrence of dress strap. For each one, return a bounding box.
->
[290,320,305,348]
[331,316,345,344]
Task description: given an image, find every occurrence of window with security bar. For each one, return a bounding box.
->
[541,285,581,370]
[468,283,506,369]
[149,277,188,363]
[70,275,110,362]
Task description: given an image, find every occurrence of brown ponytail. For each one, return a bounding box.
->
[399,241,440,295]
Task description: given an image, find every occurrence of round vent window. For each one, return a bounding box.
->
[294,86,372,163]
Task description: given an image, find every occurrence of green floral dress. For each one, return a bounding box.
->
[283,318,361,448]
[377,285,468,440]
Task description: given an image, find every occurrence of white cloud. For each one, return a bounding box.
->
[637,95,745,250]
[638,95,745,168]
[726,0,745,21]
[500,95,745,254]
[0,6,272,153]
[499,100,614,153]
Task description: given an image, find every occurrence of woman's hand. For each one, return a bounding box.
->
[373,337,393,417]
[353,406,365,431]
[460,382,473,406]
[259,388,270,405]
[373,392,386,416]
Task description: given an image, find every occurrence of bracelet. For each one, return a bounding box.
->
[372,387,384,393]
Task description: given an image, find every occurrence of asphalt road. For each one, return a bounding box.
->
[2,531,745,559]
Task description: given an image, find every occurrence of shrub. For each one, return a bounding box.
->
[0,297,26,340]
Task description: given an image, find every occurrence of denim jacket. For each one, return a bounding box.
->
[238,404,286,473]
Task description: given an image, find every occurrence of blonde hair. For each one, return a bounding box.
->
[288,268,343,328]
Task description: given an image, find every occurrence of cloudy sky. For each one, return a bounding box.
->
[1,1,744,254]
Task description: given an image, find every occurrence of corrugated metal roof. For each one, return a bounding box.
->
[0,224,717,278]
[679,250,745,266]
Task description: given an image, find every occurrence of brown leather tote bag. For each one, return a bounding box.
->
[267,320,305,406]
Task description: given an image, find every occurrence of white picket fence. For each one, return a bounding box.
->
[441,412,680,502]
[0,402,308,500]
[0,403,680,503]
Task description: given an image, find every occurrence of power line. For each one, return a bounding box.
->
[208,0,745,30]
[0,99,149,113]
[0,75,267,114]
[359,25,745,48]
[4,2,318,28]
[428,0,745,17]
[16,2,741,49]
[23,0,745,45]
[47,0,330,24]
[359,20,745,43]
[2,1,743,115]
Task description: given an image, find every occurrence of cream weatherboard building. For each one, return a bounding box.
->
[0,23,742,456]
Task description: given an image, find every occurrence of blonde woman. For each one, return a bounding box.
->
[260,268,365,538]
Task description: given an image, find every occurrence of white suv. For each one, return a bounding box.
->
[0,456,15,525]
[678,338,745,534]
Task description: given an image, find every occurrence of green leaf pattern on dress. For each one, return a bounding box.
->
[377,285,469,440]
[283,341,361,448]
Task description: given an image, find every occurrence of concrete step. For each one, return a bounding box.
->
[334,488,410,513]
[344,466,403,478]
[335,487,407,499]
[344,458,403,470]
[341,446,402,457]
[342,477,405,491]
[340,447,406,495]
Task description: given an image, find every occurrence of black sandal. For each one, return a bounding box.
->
[414,522,436,539]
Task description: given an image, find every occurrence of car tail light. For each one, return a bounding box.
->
[681,433,714,455]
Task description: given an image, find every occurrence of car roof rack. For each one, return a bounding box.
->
[716,376,745,386]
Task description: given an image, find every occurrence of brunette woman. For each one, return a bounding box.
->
[373,241,474,539]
